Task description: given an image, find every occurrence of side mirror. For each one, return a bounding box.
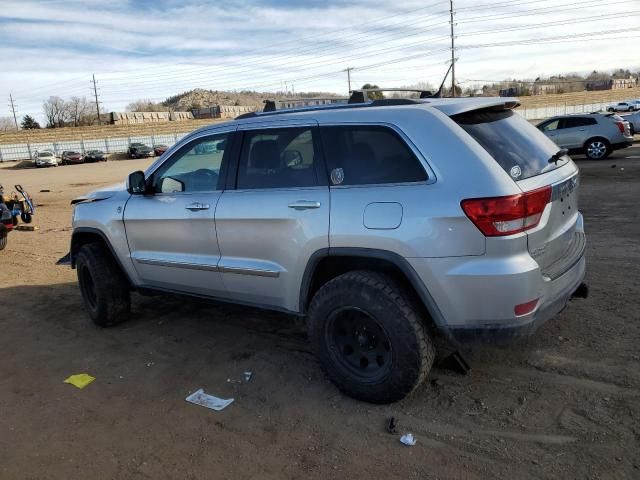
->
[127,171,146,194]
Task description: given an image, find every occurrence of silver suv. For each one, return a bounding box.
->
[536,113,633,160]
[65,97,587,403]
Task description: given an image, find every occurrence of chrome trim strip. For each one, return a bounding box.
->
[134,257,281,278]
[134,257,219,272]
[218,265,280,278]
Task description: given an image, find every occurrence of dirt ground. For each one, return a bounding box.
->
[1,147,639,480]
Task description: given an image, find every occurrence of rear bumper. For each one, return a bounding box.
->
[406,214,587,345]
[448,255,586,344]
[611,141,633,150]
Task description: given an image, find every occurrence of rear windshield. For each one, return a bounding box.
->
[453,108,568,180]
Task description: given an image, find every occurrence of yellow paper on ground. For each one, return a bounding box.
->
[64,373,95,389]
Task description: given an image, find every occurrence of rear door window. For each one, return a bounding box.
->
[563,117,596,128]
[453,108,568,180]
[320,125,427,185]
[237,127,320,189]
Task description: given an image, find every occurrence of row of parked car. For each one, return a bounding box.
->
[32,143,170,168]
[536,110,638,159]
[34,149,107,168]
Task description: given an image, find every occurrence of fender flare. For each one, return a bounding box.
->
[70,227,134,286]
[299,247,448,331]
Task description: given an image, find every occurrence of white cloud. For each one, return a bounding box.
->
[1,0,638,121]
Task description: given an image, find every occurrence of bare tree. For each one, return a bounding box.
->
[125,99,168,112]
[0,116,15,131]
[68,96,90,127]
[43,96,69,128]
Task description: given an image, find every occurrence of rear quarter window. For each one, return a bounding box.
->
[320,125,427,185]
[453,108,568,180]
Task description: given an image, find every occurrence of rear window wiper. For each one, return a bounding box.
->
[548,148,568,165]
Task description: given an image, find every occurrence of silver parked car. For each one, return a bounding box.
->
[536,113,633,160]
[624,111,640,135]
[606,101,637,112]
[64,96,588,403]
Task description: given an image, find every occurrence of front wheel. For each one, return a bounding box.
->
[584,139,610,160]
[308,270,435,404]
[75,242,131,327]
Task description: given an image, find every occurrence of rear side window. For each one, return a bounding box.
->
[563,117,597,128]
[320,125,427,186]
[453,109,567,180]
[237,127,320,189]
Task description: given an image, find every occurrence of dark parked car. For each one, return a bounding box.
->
[128,143,154,159]
[61,151,84,165]
[84,150,107,162]
[153,144,169,156]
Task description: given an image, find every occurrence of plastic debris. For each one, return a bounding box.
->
[185,389,234,411]
[399,433,417,446]
[64,373,96,389]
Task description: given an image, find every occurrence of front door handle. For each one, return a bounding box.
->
[185,202,210,211]
[288,200,321,210]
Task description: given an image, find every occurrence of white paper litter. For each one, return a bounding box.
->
[185,389,234,411]
[399,433,417,446]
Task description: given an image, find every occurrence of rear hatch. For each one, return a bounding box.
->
[452,107,583,279]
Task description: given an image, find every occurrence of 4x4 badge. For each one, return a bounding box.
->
[331,168,345,185]
[510,165,522,179]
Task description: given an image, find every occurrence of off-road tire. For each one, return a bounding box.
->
[308,270,435,403]
[75,242,130,327]
[0,225,7,250]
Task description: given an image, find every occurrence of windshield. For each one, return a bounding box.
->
[453,108,568,180]
[39,152,52,157]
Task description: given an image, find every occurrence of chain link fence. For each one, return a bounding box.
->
[0,130,192,163]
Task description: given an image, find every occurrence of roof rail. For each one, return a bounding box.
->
[234,97,426,120]
[348,88,435,104]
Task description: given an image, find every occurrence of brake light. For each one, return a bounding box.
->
[461,186,551,237]
[615,121,625,134]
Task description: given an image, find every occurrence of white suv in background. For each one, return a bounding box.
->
[34,150,59,168]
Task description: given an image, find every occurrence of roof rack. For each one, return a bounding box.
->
[234,97,426,120]
[348,88,435,104]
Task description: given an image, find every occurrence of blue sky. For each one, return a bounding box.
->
[1,0,638,121]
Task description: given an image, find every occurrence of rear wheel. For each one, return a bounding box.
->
[584,138,610,160]
[308,270,435,403]
[20,212,32,224]
[75,242,130,327]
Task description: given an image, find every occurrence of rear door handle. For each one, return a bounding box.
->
[185,202,210,211]
[288,200,321,210]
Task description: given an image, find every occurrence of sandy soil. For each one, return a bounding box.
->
[1,151,639,479]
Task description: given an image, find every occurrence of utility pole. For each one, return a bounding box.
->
[449,0,456,97]
[344,67,353,94]
[9,94,19,130]
[92,74,102,124]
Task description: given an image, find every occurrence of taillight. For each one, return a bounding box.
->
[615,121,625,134]
[461,186,551,237]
